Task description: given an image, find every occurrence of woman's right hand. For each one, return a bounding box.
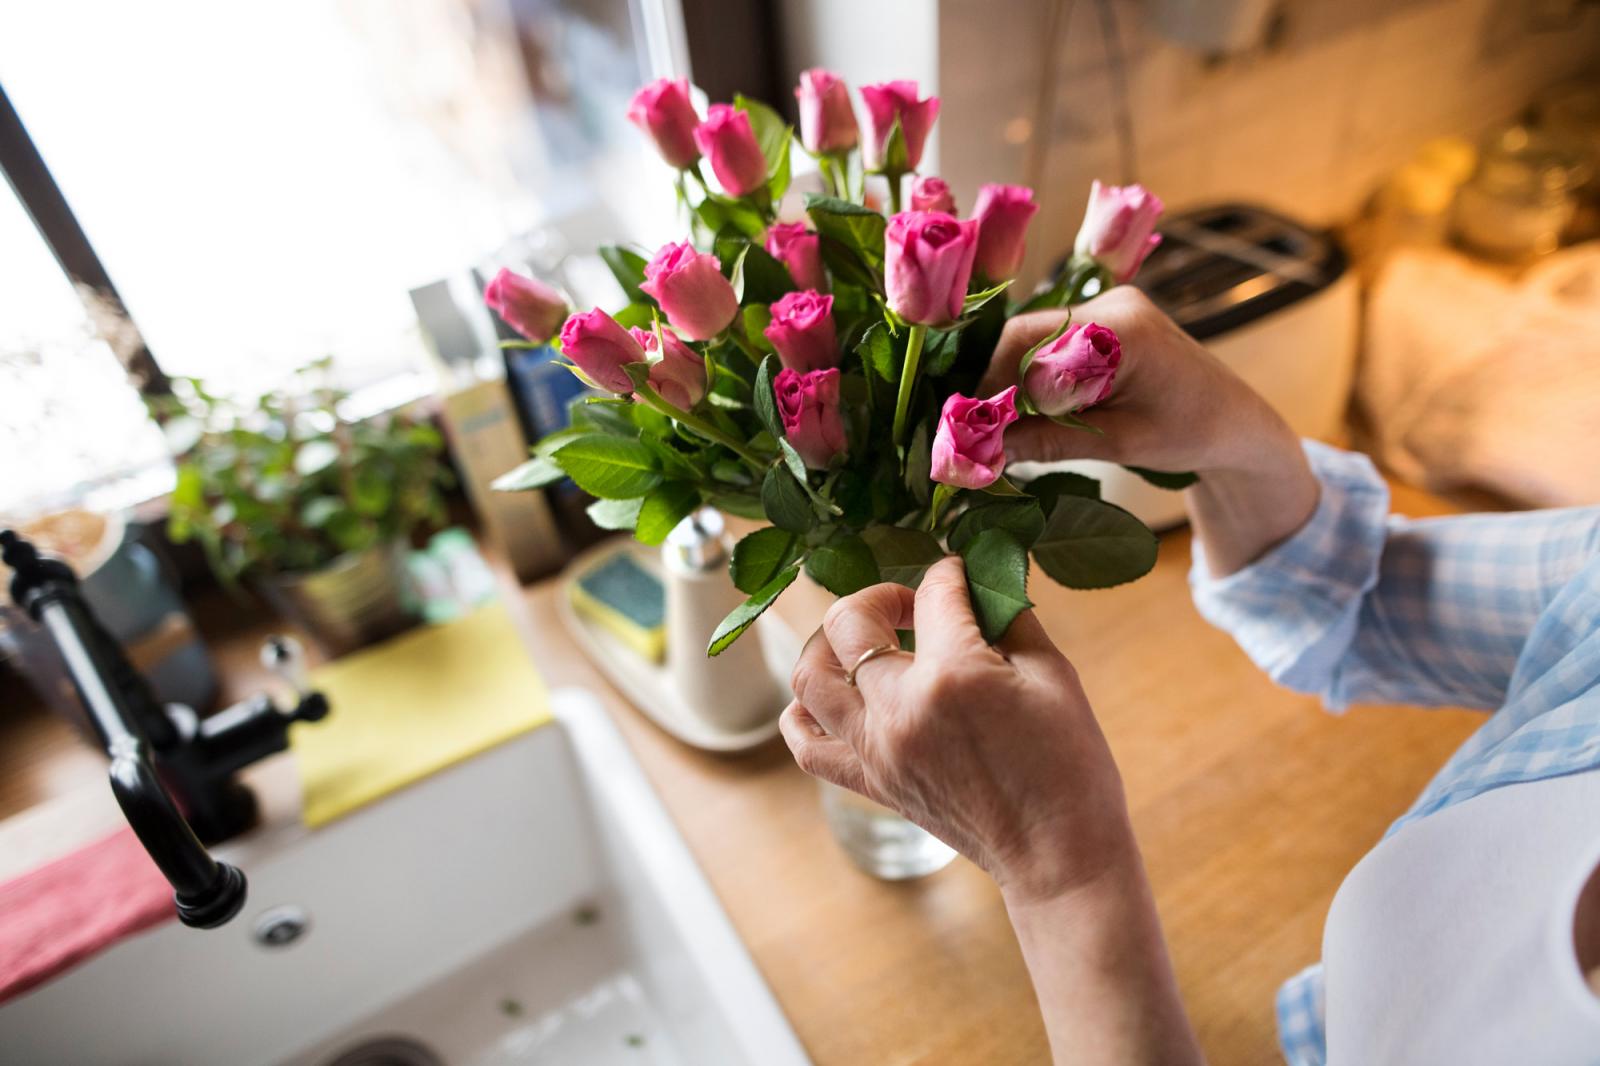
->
[979,286,1321,576]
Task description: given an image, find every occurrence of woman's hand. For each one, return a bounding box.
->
[782,556,1136,903]
[980,286,1320,576]
[781,558,1202,1065]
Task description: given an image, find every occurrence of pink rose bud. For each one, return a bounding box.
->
[773,367,847,469]
[1074,180,1164,283]
[1023,322,1122,416]
[763,290,839,373]
[627,78,701,169]
[639,240,740,341]
[693,104,769,198]
[484,268,567,343]
[765,222,827,292]
[795,68,859,155]
[884,210,979,326]
[972,183,1039,281]
[930,387,1019,490]
[630,326,706,410]
[559,309,646,394]
[860,80,940,171]
[909,175,955,214]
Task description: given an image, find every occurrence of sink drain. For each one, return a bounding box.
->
[321,1035,444,1066]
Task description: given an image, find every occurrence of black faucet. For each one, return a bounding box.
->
[1,529,329,929]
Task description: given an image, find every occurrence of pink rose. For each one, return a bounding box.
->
[763,290,839,373]
[972,183,1039,281]
[639,240,739,341]
[860,81,940,171]
[627,78,701,169]
[1023,322,1121,416]
[884,211,979,326]
[765,222,827,292]
[559,309,645,394]
[693,104,769,198]
[795,68,858,155]
[930,387,1019,490]
[909,175,955,214]
[1074,180,1164,283]
[630,326,706,410]
[484,268,567,343]
[773,367,847,469]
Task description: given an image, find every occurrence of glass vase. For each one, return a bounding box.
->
[818,780,957,880]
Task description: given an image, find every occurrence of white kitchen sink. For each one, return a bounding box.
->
[0,689,810,1066]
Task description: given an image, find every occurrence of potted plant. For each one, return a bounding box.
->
[158,359,449,654]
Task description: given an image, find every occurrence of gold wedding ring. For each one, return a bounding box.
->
[843,643,910,687]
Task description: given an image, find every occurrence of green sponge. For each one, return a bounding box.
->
[570,553,665,662]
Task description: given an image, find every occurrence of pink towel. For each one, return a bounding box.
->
[0,827,173,1004]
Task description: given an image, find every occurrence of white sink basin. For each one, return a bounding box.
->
[0,689,810,1066]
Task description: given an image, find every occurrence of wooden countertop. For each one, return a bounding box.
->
[0,480,1486,1064]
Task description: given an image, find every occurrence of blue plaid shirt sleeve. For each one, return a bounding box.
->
[1190,440,1600,713]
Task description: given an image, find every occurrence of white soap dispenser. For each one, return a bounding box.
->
[662,509,786,734]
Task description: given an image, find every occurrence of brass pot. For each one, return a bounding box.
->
[260,540,416,656]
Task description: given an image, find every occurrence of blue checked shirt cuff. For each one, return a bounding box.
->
[1189,441,1390,712]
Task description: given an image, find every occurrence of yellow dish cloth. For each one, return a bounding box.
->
[291,602,550,828]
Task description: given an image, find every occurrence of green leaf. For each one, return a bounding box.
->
[717,237,795,305]
[492,454,565,492]
[1031,495,1159,590]
[634,481,701,545]
[920,329,963,377]
[905,421,932,506]
[708,493,767,520]
[300,496,343,529]
[731,527,802,594]
[754,355,783,438]
[980,475,1029,497]
[611,302,657,330]
[761,465,814,533]
[727,242,751,304]
[962,281,1010,315]
[552,435,662,499]
[777,438,809,484]
[744,304,776,352]
[960,528,1032,643]
[861,526,945,588]
[599,245,650,304]
[587,496,643,531]
[1019,471,1101,512]
[804,533,880,597]
[1125,466,1200,491]
[1046,409,1106,436]
[294,439,339,478]
[805,194,887,268]
[948,499,1045,553]
[708,565,800,656]
[857,321,897,381]
[873,115,909,176]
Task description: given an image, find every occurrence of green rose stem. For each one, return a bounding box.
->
[890,322,928,445]
[725,317,764,365]
[886,169,904,214]
[632,382,767,472]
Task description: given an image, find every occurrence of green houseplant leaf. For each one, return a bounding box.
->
[1030,495,1159,589]
[960,528,1032,643]
[804,194,887,268]
[492,453,564,492]
[731,527,802,594]
[804,533,880,597]
[948,498,1046,553]
[862,526,944,588]
[634,481,701,545]
[587,496,643,531]
[761,465,815,533]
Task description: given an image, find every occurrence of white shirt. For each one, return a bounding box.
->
[1322,769,1600,1064]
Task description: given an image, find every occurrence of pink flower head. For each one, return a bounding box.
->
[860,80,940,171]
[1074,180,1164,283]
[693,104,769,198]
[773,367,847,470]
[629,326,706,410]
[483,268,567,344]
[763,290,838,373]
[627,78,701,169]
[972,183,1039,281]
[909,175,955,214]
[639,241,739,341]
[1023,322,1121,416]
[765,222,827,292]
[559,309,645,394]
[884,210,979,326]
[930,387,1019,490]
[795,68,858,155]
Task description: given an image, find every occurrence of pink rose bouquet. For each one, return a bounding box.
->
[494,71,1181,654]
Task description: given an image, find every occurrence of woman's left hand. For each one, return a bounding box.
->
[781,556,1137,905]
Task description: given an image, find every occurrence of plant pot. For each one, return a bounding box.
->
[259,540,416,656]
